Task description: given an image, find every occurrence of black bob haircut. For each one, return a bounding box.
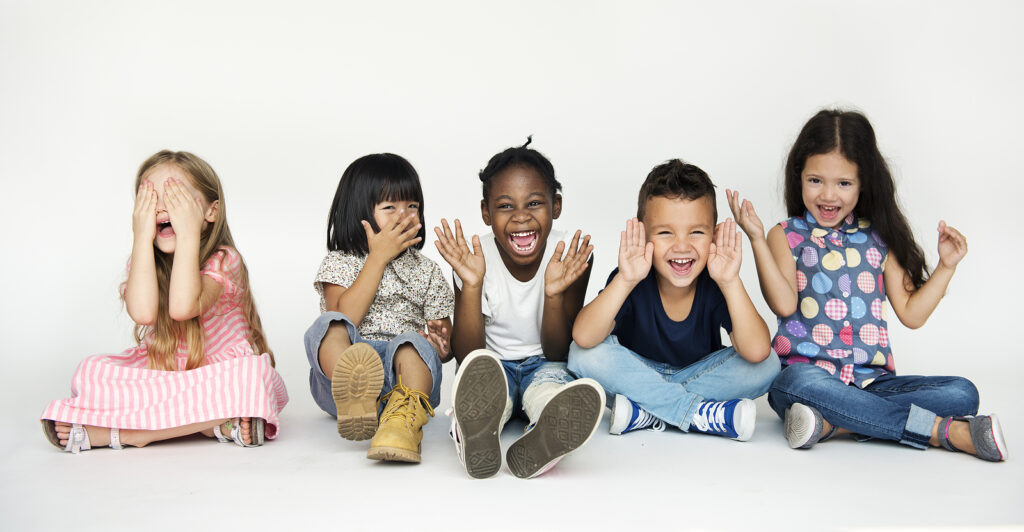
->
[478,136,562,202]
[637,159,718,223]
[326,153,426,255]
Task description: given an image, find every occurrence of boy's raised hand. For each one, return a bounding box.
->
[937,220,968,269]
[545,230,593,297]
[164,178,207,240]
[618,218,653,284]
[133,180,158,242]
[363,209,422,264]
[726,189,765,241]
[420,319,451,361]
[708,218,743,284]
[434,218,485,288]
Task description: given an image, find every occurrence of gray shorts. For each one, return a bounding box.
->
[303,311,443,416]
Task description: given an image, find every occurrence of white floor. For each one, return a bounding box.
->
[3,363,1022,532]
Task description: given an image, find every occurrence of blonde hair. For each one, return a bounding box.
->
[127,150,273,371]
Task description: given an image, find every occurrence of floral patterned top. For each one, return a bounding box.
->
[773,211,894,388]
[314,248,454,341]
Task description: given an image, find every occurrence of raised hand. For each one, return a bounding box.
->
[363,209,422,264]
[708,218,743,284]
[937,220,968,269]
[419,319,451,360]
[544,230,593,297]
[434,218,486,288]
[133,180,158,242]
[618,218,653,284]
[164,177,208,240]
[726,189,765,241]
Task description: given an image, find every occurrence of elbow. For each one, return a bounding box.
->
[770,300,797,319]
[129,310,157,327]
[168,303,199,322]
[571,326,597,350]
[746,344,772,363]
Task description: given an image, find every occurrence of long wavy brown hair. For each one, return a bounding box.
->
[126,150,273,371]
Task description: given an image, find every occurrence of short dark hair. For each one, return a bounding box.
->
[479,136,562,202]
[327,153,426,255]
[637,159,717,222]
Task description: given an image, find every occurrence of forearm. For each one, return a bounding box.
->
[750,237,797,316]
[899,264,956,329]
[720,279,772,362]
[572,275,633,349]
[168,235,203,321]
[328,255,388,326]
[540,294,573,361]
[125,237,159,325]
[450,285,486,364]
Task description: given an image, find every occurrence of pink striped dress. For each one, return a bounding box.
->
[41,247,289,438]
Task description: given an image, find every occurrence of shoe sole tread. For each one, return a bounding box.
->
[454,355,507,479]
[506,384,602,479]
[332,344,385,441]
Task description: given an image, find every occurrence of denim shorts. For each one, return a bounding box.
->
[304,311,443,416]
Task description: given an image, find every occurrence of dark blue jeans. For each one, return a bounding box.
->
[768,363,979,449]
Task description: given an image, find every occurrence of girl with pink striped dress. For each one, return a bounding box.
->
[41,150,289,453]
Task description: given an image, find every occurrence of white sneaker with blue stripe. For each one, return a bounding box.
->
[688,398,755,441]
[609,394,666,435]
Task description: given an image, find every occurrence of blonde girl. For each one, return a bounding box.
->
[42,150,288,452]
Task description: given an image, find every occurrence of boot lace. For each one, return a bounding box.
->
[378,377,435,427]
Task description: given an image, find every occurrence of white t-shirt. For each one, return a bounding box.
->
[455,229,566,361]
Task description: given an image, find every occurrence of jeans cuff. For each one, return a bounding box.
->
[899,404,937,450]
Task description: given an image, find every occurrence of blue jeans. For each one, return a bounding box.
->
[303,312,443,416]
[768,363,979,449]
[500,355,574,422]
[567,335,780,430]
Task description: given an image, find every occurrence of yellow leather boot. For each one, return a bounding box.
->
[366,377,434,463]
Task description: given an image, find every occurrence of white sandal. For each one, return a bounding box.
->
[41,420,123,454]
[213,418,265,448]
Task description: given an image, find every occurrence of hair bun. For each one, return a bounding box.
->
[521,135,533,148]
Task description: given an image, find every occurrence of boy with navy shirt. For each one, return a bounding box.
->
[568,159,779,440]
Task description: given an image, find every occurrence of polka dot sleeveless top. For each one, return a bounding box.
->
[773,211,895,387]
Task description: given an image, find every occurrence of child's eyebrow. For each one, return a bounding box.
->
[493,192,546,202]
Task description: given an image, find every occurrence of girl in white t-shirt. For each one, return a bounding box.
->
[434,137,605,479]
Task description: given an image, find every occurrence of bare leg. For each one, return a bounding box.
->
[318,322,352,378]
[394,343,432,395]
[54,418,253,448]
[818,419,853,439]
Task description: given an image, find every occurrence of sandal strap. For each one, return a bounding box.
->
[109,428,123,450]
[213,419,234,443]
[66,424,91,454]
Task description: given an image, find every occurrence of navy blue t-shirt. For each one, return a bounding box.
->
[608,267,732,368]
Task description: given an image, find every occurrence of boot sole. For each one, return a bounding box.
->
[366,445,421,463]
[332,343,385,441]
[453,352,508,479]
[506,381,603,479]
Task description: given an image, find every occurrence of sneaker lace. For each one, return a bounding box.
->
[632,408,666,432]
[691,401,728,434]
[378,377,435,427]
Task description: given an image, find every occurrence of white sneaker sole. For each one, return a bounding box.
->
[784,403,819,449]
[452,350,508,479]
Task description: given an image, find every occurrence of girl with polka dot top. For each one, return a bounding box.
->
[727,109,1007,461]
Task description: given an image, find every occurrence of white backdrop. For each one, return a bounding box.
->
[2,1,1022,417]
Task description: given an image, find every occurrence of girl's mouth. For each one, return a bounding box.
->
[508,230,539,255]
[818,205,841,220]
[157,220,175,238]
[668,258,694,277]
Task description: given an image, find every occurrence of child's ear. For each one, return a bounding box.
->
[204,200,219,223]
[480,199,491,226]
[552,193,562,219]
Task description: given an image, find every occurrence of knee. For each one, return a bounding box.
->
[747,351,781,389]
[770,363,830,395]
[947,377,980,415]
[567,337,622,377]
